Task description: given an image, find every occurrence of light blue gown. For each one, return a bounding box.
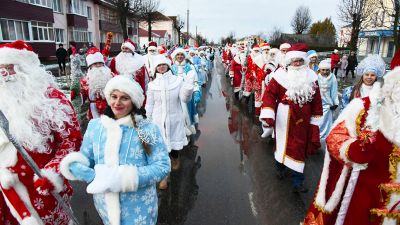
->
[68,117,170,225]
[318,73,339,140]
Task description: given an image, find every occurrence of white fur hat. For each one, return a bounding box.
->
[318,59,331,70]
[279,43,291,50]
[284,43,309,65]
[86,47,105,67]
[104,75,144,109]
[152,55,171,74]
[171,48,187,60]
[0,40,40,66]
[148,41,157,51]
[121,39,136,52]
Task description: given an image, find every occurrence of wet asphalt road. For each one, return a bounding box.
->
[69,54,325,225]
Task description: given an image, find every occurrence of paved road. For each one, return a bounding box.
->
[69,55,325,225]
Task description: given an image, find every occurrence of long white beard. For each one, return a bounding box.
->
[262,52,270,63]
[0,65,73,153]
[115,52,139,75]
[87,66,112,99]
[251,52,260,60]
[286,65,316,107]
[276,52,286,67]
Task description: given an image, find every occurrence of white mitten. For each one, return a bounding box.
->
[0,169,18,189]
[261,127,273,139]
[86,164,120,194]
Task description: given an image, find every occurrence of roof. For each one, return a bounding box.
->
[138,28,168,38]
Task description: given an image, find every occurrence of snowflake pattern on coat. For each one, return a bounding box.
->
[72,118,170,225]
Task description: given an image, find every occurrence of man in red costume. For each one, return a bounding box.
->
[0,40,81,224]
[304,58,398,225]
[260,43,322,193]
[109,39,149,93]
[82,47,113,119]
[253,43,271,115]
[230,46,247,99]
[243,44,261,100]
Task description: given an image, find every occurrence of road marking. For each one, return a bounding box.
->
[248,192,258,217]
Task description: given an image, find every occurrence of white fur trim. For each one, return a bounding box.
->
[253,54,266,69]
[104,75,144,109]
[118,165,139,192]
[152,55,172,74]
[319,60,331,70]
[280,43,291,50]
[332,98,365,138]
[1,177,43,224]
[121,42,135,52]
[259,107,275,119]
[100,116,123,166]
[171,48,187,60]
[60,152,90,181]
[86,52,104,67]
[21,216,41,225]
[148,46,157,51]
[0,47,40,66]
[338,138,357,165]
[315,152,350,213]
[0,168,18,189]
[310,116,322,126]
[194,114,199,124]
[282,156,305,173]
[105,192,120,225]
[285,51,307,65]
[33,169,64,193]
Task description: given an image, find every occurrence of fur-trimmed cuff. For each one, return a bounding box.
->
[0,168,18,189]
[60,152,90,181]
[339,138,357,164]
[21,216,42,225]
[34,169,64,193]
[310,116,322,126]
[259,107,275,119]
[118,165,139,192]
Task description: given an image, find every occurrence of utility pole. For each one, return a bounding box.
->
[186,0,190,45]
[186,9,189,45]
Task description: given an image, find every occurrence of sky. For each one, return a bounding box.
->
[159,0,341,43]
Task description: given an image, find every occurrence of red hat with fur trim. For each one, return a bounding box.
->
[121,39,136,52]
[252,44,260,51]
[0,40,40,66]
[284,43,309,65]
[86,47,105,67]
[261,43,271,50]
[148,41,157,51]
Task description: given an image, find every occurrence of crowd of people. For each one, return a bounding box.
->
[222,41,400,225]
[0,36,399,225]
[0,39,214,225]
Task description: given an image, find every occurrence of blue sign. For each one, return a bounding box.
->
[359,30,393,38]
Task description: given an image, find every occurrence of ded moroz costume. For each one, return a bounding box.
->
[0,40,82,225]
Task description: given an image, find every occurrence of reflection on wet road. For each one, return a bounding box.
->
[157,55,325,225]
[69,55,325,225]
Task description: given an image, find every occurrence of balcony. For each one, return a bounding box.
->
[1,0,53,23]
[99,20,121,33]
[67,14,88,28]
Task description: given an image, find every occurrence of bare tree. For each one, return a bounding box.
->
[268,26,283,45]
[173,16,185,46]
[139,0,163,42]
[291,6,312,34]
[107,0,142,39]
[337,0,375,51]
[374,0,400,50]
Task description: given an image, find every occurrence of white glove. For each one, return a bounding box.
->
[86,164,120,194]
[261,127,273,139]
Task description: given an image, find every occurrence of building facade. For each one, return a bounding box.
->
[0,0,139,59]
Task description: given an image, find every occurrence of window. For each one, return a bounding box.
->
[68,0,87,16]
[53,0,62,13]
[17,0,52,8]
[69,28,92,42]
[87,6,92,20]
[99,7,117,24]
[388,41,395,58]
[0,19,30,41]
[31,21,54,41]
[54,28,64,43]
